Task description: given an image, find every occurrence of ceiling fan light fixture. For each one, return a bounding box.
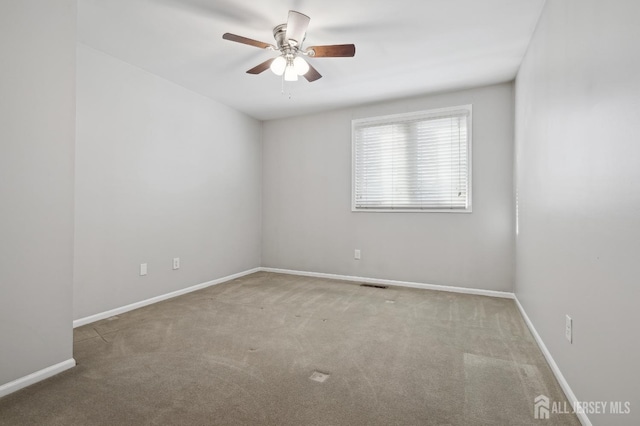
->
[223,10,356,85]
[270,56,287,76]
[293,56,310,76]
[284,62,298,81]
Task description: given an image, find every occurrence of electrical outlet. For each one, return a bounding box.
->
[173,257,180,270]
[140,263,147,276]
[354,249,361,260]
[565,315,572,343]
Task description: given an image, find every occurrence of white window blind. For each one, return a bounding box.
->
[352,105,471,212]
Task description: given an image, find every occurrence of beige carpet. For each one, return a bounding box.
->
[0,272,580,425]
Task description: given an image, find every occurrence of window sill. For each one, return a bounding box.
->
[351,208,472,213]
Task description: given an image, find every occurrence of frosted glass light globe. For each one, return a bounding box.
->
[284,64,298,81]
[270,56,286,76]
[293,56,310,75]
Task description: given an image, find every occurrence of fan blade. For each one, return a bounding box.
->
[307,44,356,57]
[246,58,275,75]
[303,63,322,82]
[285,10,310,47]
[223,33,273,49]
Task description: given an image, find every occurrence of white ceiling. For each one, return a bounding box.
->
[78,0,545,120]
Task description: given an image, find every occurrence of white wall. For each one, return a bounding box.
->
[0,0,76,386]
[515,1,640,424]
[262,83,514,291]
[74,45,262,320]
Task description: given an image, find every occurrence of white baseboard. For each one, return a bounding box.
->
[514,297,592,426]
[73,267,261,328]
[259,267,515,299]
[0,358,76,399]
[74,267,512,329]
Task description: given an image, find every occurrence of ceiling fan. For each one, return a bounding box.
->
[222,10,356,83]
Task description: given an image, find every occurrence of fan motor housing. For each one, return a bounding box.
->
[273,23,305,52]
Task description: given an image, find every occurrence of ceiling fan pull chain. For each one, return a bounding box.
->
[280,75,293,99]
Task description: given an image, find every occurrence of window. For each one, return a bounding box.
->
[352,105,472,212]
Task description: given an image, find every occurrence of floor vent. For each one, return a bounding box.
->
[360,283,388,289]
[309,371,330,383]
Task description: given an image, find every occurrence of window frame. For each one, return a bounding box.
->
[351,104,473,213]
